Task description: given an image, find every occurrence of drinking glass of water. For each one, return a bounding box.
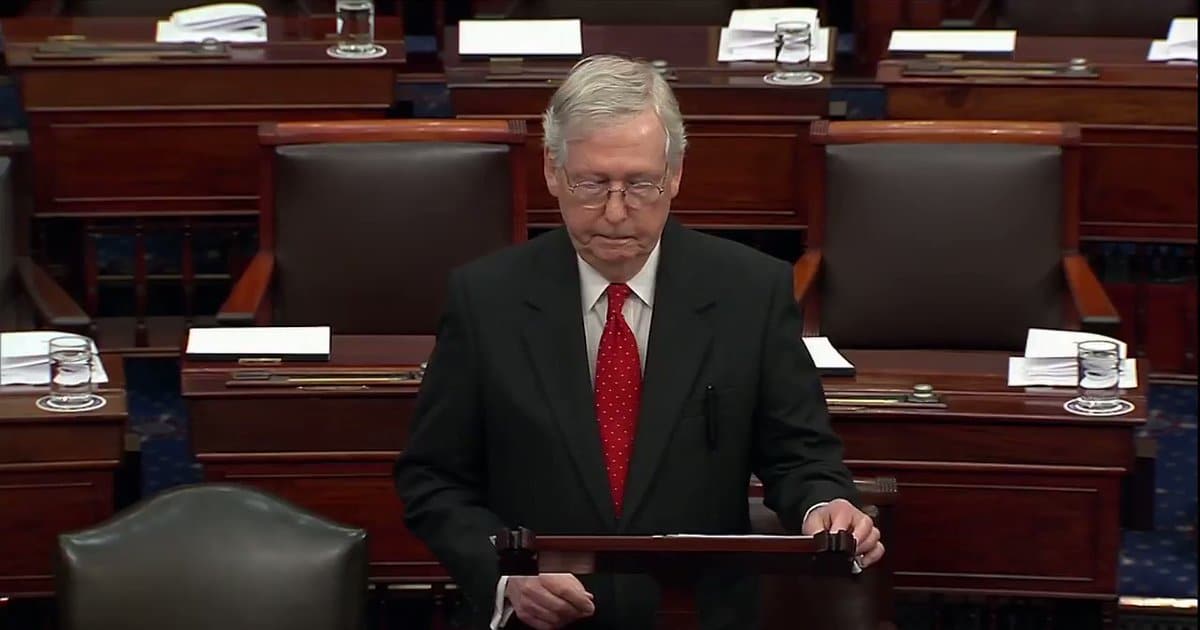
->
[1066,340,1132,416]
[329,0,386,59]
[47,336,94,410]
[763,21,823,86]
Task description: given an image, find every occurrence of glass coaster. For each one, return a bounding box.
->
[36,394,108,413]
[326,44,388,60]
[763,71,824,86]
[1063,397,1135,417]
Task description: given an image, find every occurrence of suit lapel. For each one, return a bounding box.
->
[521,230,617,529]
[620,221,715,529]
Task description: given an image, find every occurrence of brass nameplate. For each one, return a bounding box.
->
[489,56,525,75]
[33,40,232,60]
[901,59,1098,79]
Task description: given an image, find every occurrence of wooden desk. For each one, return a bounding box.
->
[0,17,408,354]
[445,24,836,230]
[0,356,128,597]
[182,335,1143,617]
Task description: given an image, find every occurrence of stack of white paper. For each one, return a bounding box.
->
[1148,17,1198,61]
[1007,328,1137,388]
[887,29,1016,54]
[717,8,830,64]
[185,326,331,360]
[156,3,268,43]
[802,336,855,375]
[0,331,110,386]
[458,19,583,56]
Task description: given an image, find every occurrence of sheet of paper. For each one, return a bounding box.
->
[458,19,582,56]
[717,26,830,63]
[728,8,819,32]
[1,331,99,360]
[888,29,1016,53]
[1024,328,1127,359]
[1007,357,1137,388]
[1148,39,1198,61]
[185,326,331,357]
[0,358,109,386]
[156,20,267,43]
[1167,17,1198,45]
[802,336,854,370]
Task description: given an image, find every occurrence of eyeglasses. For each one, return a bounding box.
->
[564,170,667,210]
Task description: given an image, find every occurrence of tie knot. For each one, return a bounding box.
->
[606,283,632,313]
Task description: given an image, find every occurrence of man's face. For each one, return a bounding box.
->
[544,108,683,278]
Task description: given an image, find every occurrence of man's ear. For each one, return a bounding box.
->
[543,146,560,198]
[667,160,684,199]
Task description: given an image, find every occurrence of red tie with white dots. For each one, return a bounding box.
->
[593,283,642,518]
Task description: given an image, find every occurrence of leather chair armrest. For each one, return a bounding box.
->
[217,252,275,326]
[15,257,90,331]
[792,249,823,303]
[1062,253,1120,336]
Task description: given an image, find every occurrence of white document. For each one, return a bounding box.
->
[888,29,1016,54]
[802,336,854,371]
[1149,17,1198,61]
[185,326,331,358]
[728,8,819,32]
[156,20,267,43]
[458,19,582,56]
[1007,357,1137,388]
[0,331,109,386]
[717,26,831,63]
[1023,328,1126,359]
[170,2,266,29]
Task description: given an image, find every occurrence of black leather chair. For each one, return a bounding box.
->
[218,119,526,335]
[794,120,1118,351]
[57,484,368,630]
[0,134,90,332]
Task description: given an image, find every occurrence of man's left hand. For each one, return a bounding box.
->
[801,498,884,568]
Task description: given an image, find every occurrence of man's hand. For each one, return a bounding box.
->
[802,498,884,568]
[505,573,595,630]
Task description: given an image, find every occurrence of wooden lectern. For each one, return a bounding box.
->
[496,528,886,630]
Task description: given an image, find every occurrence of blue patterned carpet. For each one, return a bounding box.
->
[123,359,1198,599]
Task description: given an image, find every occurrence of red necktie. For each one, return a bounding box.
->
[594,283,642,517]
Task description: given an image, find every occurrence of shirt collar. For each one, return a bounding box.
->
[578,238,661,313]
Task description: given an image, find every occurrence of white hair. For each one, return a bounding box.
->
[542,55,687,169]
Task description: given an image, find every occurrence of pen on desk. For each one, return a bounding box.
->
[704,385,718,450]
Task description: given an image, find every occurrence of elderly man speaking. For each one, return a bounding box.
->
[395,55,882,630]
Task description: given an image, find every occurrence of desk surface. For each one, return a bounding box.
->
[0,353,127,421]
[878,35,1198,91]
[0,16,407,67]
[444,24,836,82]
[182,334,1146,426]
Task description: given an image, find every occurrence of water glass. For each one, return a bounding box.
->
[48,336,94,409]
[1076,340,1122,412]
[764,21,822,86]
[335,0,376,55]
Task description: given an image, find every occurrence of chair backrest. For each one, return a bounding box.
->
[260,119,526,334]
[57,484,368,630]
[999,0,1196,37]
[505,0,744,23]
[808,121,1079,350]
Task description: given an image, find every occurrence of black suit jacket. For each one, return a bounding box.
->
[395,220,857,629]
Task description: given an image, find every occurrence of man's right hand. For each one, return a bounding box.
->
[505,573,595,629]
